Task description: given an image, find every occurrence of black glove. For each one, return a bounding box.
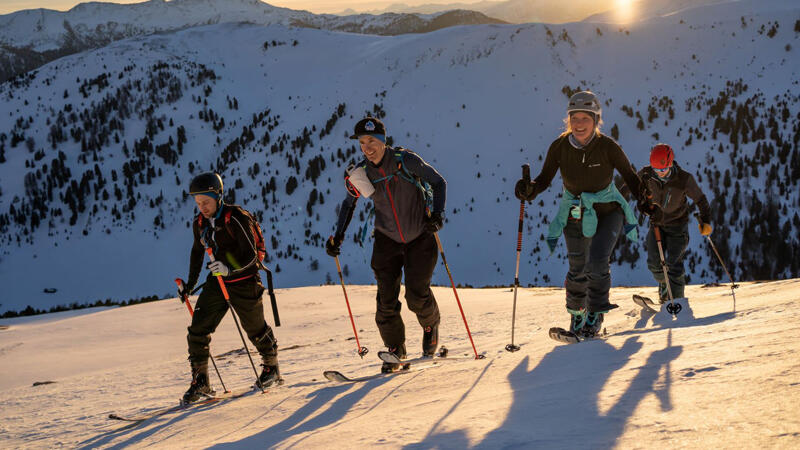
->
[177,279,192,301]
[326,234,343,257]
[424,211,444,233]
[514,179,537,202]
[637,198,656,216]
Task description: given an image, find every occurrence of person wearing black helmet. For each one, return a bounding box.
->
[326,117,447,372]
[179,172,280,403]
[638,144,712,305]
[515,91,648,338]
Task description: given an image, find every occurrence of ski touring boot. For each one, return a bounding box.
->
[422,324,439,358]
[256,363,282,389]
[568,307,587,335]
[582,311,606,338]
[182,363,215,404]
[381,344,407,373]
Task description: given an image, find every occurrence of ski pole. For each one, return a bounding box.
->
[653,226,681,316]
[433,232,484,359]
[334,255,369,358]
[175,278,228,393]
[190,282,206,296]
[695,213,738,311]
[204,247,265,393]
[506,163,530,353]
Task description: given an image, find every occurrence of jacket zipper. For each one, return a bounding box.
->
[379,167,406,243]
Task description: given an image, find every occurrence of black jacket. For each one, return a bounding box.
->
[335,147,446,244]
[187,204,260,289]
[639,163,711,226]
[533,133,644,214]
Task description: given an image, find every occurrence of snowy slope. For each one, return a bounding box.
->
[1,279,798,447]
[0,0,799,315]
[0,0,503,82]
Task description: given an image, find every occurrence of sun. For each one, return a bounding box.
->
[614,0,637,24]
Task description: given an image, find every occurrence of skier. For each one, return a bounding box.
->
[515,91,647,338]
[326,117,447,372]
[638,143,712,305]
[178,172,280,403]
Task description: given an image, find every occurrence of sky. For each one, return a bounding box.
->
[0,0,475,15]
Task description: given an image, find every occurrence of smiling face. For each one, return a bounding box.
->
[194,194,218,218]
[569,112,596,145]
[358,135,386,165]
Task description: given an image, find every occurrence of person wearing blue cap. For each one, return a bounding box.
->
[326,117,448,372]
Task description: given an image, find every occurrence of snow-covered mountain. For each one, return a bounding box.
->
[0,0,503,82]
[584,0,751,23]
[340,0,614,24]
[0,0,799,315]
[1,279,798,447]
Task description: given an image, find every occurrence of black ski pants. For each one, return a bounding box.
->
[646,222,689,301]
[563,208,624,313]
[371,230,441,350]
[187,275,277,366]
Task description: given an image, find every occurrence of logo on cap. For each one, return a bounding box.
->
[364,121,375,131]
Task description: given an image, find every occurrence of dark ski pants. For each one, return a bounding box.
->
[187,275,277,367]
[371,230,441,350]
[563,208,624,313]
[646,223,689,301]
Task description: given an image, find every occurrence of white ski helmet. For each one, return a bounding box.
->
[567,91,602,118]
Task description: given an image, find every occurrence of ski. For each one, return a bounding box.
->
[548,327,607,344]
[632,294,661,314]
[322,363,438,384]
[376,348,458,367]
[548,327,581,344]
[108,386,256,423]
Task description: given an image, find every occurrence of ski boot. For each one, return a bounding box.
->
[567,307,587,335]
[582,311,605,338]
[422,324,439,358]
[381,344,407,373]
[182,364,215,404]
[256,363,282,389]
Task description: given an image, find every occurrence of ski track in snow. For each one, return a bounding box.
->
[1,280,799,448]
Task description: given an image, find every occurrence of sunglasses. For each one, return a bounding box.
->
[654,167,671,173]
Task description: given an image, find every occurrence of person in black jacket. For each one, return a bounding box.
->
[178,172,279,403]
[326,118,447,372]
[515,91,648,337]
[639,144,712,303]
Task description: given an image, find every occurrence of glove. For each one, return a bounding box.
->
[326,234,342,257]
[424,211,444,233]
[514,179,536,202]
[699,223,713,236]
[176,279,192,300]
[637,198,656,216]
[206,260,230,277]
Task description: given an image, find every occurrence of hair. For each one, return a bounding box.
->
[559,112,603,138]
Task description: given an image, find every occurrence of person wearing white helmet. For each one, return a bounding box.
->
[515,91,649,338]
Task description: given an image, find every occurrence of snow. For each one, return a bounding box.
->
[2,0,799,315]
[1,279,799,447]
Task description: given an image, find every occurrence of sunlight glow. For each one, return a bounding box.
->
[613,0,637,24]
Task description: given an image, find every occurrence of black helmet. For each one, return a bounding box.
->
[189,172,223,197]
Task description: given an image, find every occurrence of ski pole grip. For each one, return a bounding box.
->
[204,247,230,300]
[522,164,530,183]
[175,278,194,316]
